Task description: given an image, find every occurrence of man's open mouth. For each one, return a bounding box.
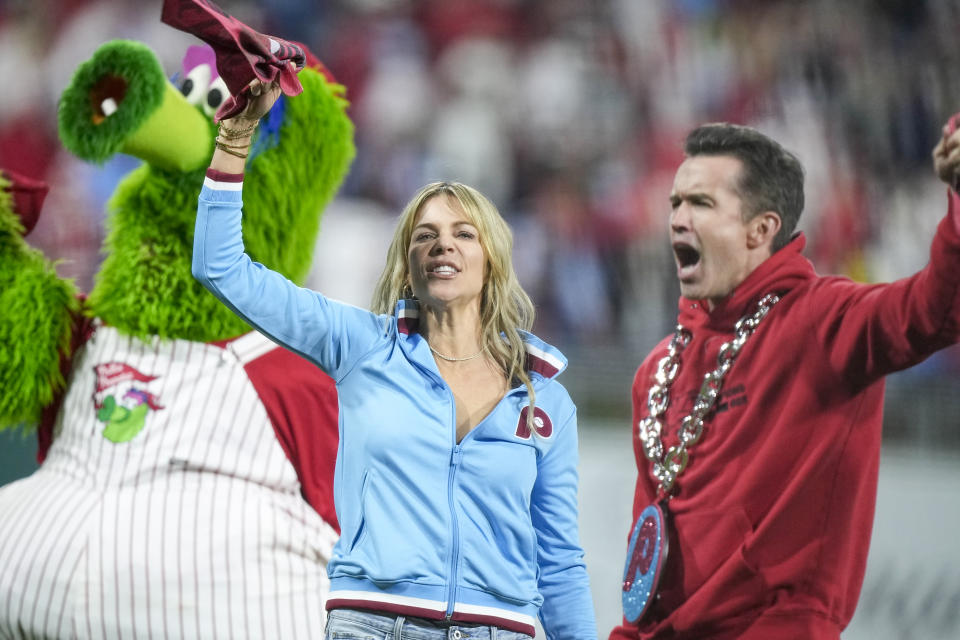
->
[674,243,701,269]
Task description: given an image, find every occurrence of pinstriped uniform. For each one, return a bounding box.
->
[0,324,338,639]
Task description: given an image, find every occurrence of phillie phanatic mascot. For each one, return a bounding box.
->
[0,2,355,636]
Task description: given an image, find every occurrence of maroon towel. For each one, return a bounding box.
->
[161,0,307,121]
[1,169,48,236]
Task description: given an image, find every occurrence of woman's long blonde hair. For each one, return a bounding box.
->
[371,182,537,411]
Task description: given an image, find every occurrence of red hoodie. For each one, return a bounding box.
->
[610,191,960,639]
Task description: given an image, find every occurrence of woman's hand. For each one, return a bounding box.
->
[222,74,285,129]
[209,68,291,173]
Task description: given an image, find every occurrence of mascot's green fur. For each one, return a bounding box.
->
[0,176,78,426]
[0,39,354,431]
[0,34,352,637]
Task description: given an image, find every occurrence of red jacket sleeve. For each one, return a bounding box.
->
[811,189,960,385]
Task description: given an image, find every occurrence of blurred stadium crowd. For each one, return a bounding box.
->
[2,0,959,443]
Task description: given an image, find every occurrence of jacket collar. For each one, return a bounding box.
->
[678,232,818,330]
[394,298,567,380]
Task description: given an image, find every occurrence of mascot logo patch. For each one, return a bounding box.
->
[515,406,553,440]
[92,362,164,443]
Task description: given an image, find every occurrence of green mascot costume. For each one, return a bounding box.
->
[0,16,354,638]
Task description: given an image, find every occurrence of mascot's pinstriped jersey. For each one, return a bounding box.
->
[3,323,338,638]
[0,33,354,640]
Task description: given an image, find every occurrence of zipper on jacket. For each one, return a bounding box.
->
[445,443,463,619]
[439,374,539,619]
[407,338,544,619]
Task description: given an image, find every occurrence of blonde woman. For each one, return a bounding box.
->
[192,78,597,639]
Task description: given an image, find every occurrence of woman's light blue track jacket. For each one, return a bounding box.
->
[193,174,597,639]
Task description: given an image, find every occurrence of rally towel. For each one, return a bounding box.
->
[161,0,307,121]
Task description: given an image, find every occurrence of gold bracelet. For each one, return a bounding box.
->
[215,136,251,149]
[214,136,253,155]
[218,121,258,138]
[220,120,257,133]
[218,129,256,141]
[215,140,248,159]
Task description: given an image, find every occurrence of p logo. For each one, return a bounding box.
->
[621,502,668,623]
[515,406,553,439]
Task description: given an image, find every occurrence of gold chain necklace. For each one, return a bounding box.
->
[428,343,485,362]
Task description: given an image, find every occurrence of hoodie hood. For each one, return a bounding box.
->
[678,232,818,330]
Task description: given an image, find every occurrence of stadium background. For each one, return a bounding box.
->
[1,0,957,637]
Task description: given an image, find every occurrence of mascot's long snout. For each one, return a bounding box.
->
[58,40,212,172]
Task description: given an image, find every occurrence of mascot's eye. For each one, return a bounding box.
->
[180,63,212,107]
[202,76,230,117]
[207,88,223,108]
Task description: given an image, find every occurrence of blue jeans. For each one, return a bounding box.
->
[324,608,533,640]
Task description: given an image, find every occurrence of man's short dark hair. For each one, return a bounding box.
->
[684,123,805,252]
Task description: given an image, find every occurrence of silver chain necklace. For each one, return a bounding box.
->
[638,293,780,495]
[429,343,485,362]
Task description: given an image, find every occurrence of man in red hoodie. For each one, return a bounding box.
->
[610,121,960,639]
